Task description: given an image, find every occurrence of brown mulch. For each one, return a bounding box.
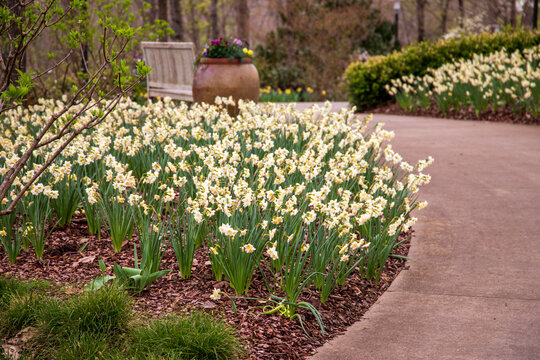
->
[369,102,540,125]
[0,215,412,360]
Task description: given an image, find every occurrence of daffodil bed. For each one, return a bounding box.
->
[381,46,540,125]
[0,99,431,358]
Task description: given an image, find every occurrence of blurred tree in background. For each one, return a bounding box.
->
[255,0,397,99]
[8,0,536,103]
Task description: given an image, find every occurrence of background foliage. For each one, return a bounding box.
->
[254,0,398,99]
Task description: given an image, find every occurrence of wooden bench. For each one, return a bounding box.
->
[141,42,196,101]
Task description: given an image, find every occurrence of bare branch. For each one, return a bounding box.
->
[0,4,144,214]
[34,34,133,149]
[21,1,54,38]
[31,50,73,81]
[0,52,6,72]
[0,74,144,216]
[79,44,89,74]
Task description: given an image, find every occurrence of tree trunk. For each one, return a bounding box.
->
[157,0,168,41]
[188,0,200,50]
[416,0,426,42]
[147,0,157,23]
[488,0,501,28]
[509,0,516,26]
[533,0,539,29]
[7,1,26,80]
[440,0,450,35]
[210,0,218,40]
[236,0,249,43]
[458,0,465,28]
[170,0,185,41]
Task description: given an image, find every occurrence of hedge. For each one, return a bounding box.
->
[345,29,540,110]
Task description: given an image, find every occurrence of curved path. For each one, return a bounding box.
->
[300,107,540,359]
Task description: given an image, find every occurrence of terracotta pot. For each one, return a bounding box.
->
[192,57,260,114]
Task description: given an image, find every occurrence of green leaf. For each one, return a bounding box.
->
[85,275,115,291]
[98,259,107,274]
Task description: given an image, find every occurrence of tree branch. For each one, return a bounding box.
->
[31,50,73,81]
[0,75,144,216]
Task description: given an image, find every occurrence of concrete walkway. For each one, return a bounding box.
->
[301,107,540,359]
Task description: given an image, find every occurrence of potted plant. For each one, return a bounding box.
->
[192,37,260,114]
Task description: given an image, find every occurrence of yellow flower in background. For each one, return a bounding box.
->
[248,50,253,56]
[322,90,327,95]
[243,48,248,54]
[0,229,6,236]
[285,89,292,95]
[307,87,313,93]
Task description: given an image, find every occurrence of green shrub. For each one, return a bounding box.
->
[345,28,540,110]
[129,311,244,360]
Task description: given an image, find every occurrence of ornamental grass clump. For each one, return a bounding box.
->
[0,279,243,359]
[0,98,432,328]
[386,45,540,118]
[129,311,245,360]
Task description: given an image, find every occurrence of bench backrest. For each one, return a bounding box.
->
[141,42,196,101]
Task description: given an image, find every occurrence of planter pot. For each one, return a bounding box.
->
[192,57,260,115]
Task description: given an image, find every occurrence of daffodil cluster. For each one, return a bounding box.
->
[386,45,540,117]
[0,97,432,301]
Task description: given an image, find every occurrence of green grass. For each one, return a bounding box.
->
[0,278,244,360]
[0,277,50,338]
[50,333,126,360]
[0,277,49,309]
[1,293,44,338]
[130,311,245,360]
[38,285,132,338]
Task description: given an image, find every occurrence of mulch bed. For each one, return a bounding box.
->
[0,215,412,360]
[369,102,540,125]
